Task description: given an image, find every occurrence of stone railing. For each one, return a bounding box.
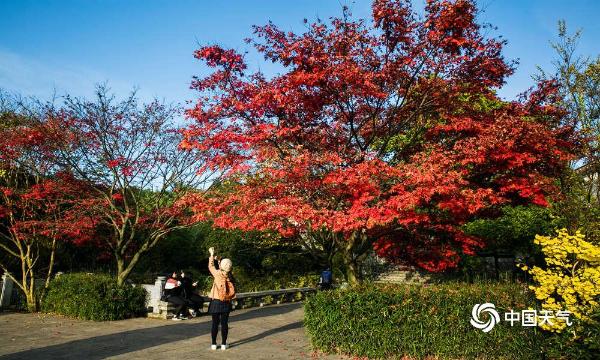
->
[234,287,316,309]
[146,278,316,319]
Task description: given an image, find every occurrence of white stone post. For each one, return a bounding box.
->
[151,276,166,314]
[0,273,14,308]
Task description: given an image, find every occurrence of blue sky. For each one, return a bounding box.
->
[1,0,599,104]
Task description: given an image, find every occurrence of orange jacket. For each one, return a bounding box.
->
[208,255,235,300]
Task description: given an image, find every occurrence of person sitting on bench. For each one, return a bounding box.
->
[179,270,205,317]
[162,271,189,320]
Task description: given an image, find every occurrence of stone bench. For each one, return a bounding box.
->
[147,297,211,320]
[147,301,177,320]
[147,300,196,320]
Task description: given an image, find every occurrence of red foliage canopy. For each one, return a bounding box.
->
[0,117,98,255]
[182,0,577,271]
[0,174,97,247]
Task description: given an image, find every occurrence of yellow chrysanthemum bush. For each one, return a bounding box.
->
[522,229,600,336]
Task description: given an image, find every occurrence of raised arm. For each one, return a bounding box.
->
[208,247,218,277]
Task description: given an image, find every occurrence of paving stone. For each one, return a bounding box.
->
[0,303,343,360]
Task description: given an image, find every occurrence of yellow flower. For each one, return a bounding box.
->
[525,229,600,334]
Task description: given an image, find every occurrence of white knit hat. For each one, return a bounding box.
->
[220,258,233,273]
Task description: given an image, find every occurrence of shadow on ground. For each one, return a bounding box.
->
[228,321,303,348]
[0,303,302,360]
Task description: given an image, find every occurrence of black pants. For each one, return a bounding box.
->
[185,293,205,313]
[211,312,230,345]
[318,282,332,290]
[166,295,187,317]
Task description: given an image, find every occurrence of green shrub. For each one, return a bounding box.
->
[304,282,545,359]
[544,306,600,360]
[42,273,147,321]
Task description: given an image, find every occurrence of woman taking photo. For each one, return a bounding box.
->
[207,247,236,350]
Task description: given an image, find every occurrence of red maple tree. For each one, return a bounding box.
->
[181,0,576,283]
[0,106,96,310]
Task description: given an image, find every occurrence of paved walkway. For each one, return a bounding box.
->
[0,303,344,360]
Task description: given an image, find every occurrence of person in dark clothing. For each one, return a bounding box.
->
[179,270,205,317]
[162,271,189,320]
[318,268,333,290]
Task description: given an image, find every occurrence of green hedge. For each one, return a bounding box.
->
[42,273,147,321]
[304,282,545,359]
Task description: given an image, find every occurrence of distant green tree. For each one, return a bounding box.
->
[537,21,600,243]
[134,222,321,283]
[463,205,558,253]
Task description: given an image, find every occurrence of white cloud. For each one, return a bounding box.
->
[0,48,151,101]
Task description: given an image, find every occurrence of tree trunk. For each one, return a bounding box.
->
[44,239,57,289]
[22,254,38,312]
[344,255,360,286]
[39,239,58,305]
[115,255,138,287]
[25,289,37,312]
[116,272,129,287]
[24,271,38,312]
[338,231,373,286]
[116,263,137,287]
[116,255,127,286]
[115,245,146,286]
